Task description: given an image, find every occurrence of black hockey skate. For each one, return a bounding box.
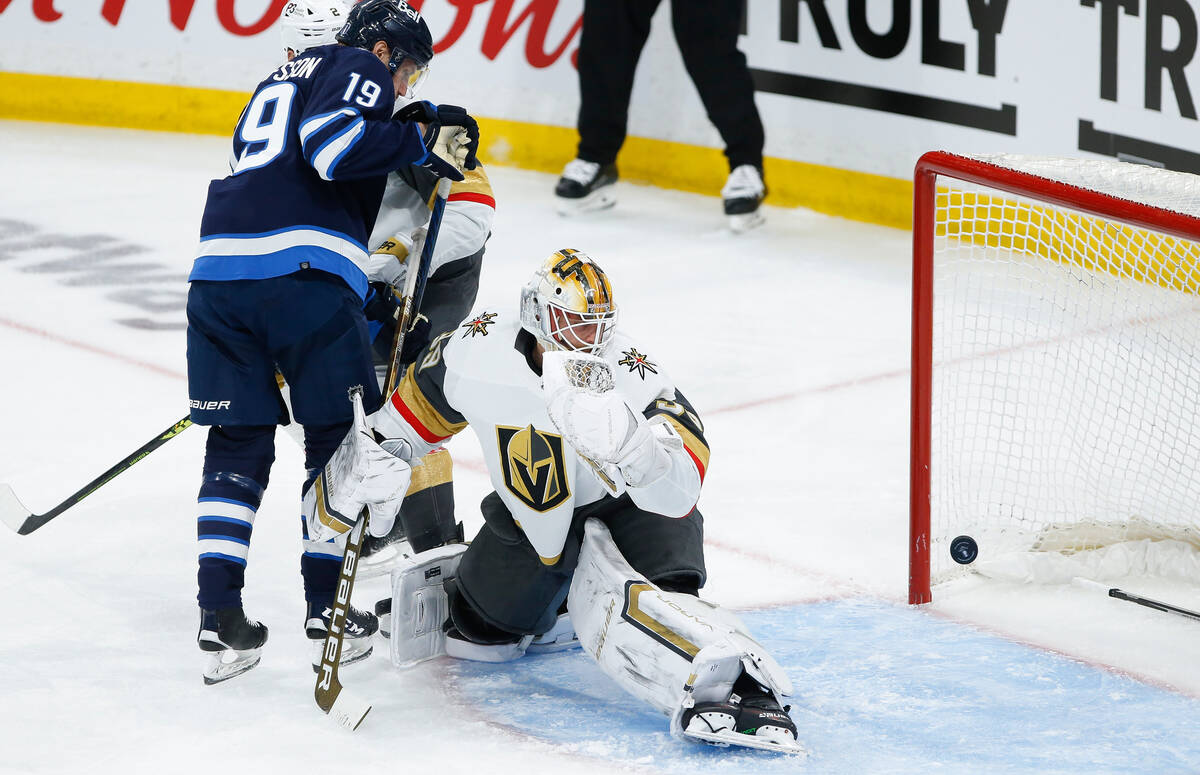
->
[374,596,392,639]
[305,600,379,671]
[555,159,618,215]
[681,672,799,752]
[198,607,268,685]
[358,518,412,580]
[721,164,766,233]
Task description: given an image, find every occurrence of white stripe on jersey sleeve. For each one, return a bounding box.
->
[298,108,359,147]
[311,118,366,181]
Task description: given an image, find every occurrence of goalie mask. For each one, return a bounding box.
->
[281,0,352,59]
[520,249,618,357]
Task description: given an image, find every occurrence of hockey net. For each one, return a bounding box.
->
[909,151,1200,604]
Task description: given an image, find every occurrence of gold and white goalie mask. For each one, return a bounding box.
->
[520,249,618,357]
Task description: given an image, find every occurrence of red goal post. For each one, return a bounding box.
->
[909,151,1200,604]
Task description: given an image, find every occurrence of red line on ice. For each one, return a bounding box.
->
[0,316,186,381]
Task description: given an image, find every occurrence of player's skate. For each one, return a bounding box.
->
[358,518,413,580]
[198,607,268,685]
[721,164,766,233]
[680,670,801,754]
[305,600,379,671]
[555,159,617,215]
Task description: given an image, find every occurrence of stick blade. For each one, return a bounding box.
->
[0,484,33,534]
[327,689,372,731]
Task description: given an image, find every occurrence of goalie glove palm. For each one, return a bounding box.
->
[545,382,635,463]
[304,390,412,543]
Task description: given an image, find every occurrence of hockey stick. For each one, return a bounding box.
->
[382,177,452,396]
[1073,577,1200,623]
[313,178,451,728]
[0,415,193,535]
[314,505,373,729]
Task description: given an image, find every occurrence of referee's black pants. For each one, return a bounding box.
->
[575,0,765,173]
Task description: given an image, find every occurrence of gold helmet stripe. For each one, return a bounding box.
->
[551,250,613,311]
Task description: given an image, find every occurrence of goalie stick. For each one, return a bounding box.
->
[0,416,193,535]
[314,178,451,727]
[314,505,374,729]
[1073,577,1200,623]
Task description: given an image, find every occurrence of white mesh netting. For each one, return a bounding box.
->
[928,153,1200,586]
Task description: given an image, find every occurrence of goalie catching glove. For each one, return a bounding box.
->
[303,388,413,543]
[542,351,682,488]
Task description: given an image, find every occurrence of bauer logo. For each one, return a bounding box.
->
[189,399,231,411]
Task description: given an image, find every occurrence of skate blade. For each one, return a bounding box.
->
[683,727,806,755]
[310,639,373,673]
[556,188,616,216]
[203,647,263,685]
[357,539,413,580]
[525,636,580,654]
[727,211,765,233]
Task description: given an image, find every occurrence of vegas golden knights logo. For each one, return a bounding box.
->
[497,424,571,512]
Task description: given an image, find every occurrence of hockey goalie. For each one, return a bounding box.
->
[308,248,800,752]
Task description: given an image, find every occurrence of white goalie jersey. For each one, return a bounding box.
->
[373,305,710,564]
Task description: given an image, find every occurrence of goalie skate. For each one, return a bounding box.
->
[681,695,804,755]
[678,662,803,755]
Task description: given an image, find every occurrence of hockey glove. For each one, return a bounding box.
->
[613,415,681,488]
[395,102,477,181]
[366,249,409,291]
[542,351,636,463]
[303,390,413,543]
[395,101,480,169]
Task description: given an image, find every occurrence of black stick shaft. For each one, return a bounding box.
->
[1109,588,1200,623]
[14,416,193,535]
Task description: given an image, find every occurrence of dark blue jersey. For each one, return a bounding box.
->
[190,45,428,299]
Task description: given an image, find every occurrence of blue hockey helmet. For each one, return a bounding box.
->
[336,0,433,87]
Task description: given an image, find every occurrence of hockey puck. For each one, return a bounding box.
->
[950,535,978,565]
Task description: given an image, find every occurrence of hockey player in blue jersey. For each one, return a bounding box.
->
[278,0,494,582]
[187,0,479,684]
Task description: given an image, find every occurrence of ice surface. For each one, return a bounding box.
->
[0,121,1197,774]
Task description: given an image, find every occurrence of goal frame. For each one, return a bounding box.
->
[908,150,1200,604]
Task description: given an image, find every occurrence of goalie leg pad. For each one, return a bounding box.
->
[387,543,468,668]
[396,449,461,553]
[568,519,793,718]
[360,449,463,579]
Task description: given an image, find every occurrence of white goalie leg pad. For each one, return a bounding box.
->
[388,543,467,669]
[568,519,793,721]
